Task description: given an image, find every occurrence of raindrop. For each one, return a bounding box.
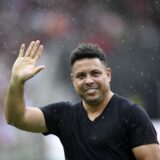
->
[156,81,160,87]
[116,65,120,69]
[117,143,121,147]
[155,1,159,5]
[72,18,76,22]
[145,91,148,95]
[92,135,97,140]
[36,7,40,11]
[131,123,136,128]
[120,39,124,43]
[11,5,15,9]
[101,41,105,44]
[147,46,151,49]
[144,84,148,88]
[12,50,17,55]
[101,116,105,119]
[60,120,63,123]
[134,89,137,93]
[140,72,144,76]
[90,18,94,22]
[44,8,47,12]
[47,3,51,7]
[131,68,136,72]
[130,85,133,89]
[128,47,132,51]
[139,25,145,30]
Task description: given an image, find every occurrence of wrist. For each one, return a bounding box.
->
[10,77,25,88]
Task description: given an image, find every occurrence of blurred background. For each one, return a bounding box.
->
[0,0,159,159]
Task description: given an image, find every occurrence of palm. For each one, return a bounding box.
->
[12,41,45,83]
[12,57,36,81]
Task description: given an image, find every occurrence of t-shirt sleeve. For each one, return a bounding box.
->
[127,105,159,148]
[40,102,70,136]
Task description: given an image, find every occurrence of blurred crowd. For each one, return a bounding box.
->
[0,0,160,159]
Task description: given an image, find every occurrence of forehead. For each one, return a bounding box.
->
[72,58,105,73]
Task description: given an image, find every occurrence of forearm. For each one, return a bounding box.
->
[4,79,26,126]
[133,144,160,160]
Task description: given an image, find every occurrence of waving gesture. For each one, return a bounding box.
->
[12,40,45,83]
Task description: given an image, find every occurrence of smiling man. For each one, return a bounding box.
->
[4,40,160,160]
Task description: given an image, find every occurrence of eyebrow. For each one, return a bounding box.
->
[75,72,85,76]
[75,69,102,75]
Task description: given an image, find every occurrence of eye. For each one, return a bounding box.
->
[76,74,85,80]
[92,71,101,77]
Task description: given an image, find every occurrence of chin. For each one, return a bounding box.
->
[81,93,101,104]
[85,97,101,105]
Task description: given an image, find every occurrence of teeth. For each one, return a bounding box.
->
[86,88,97,93]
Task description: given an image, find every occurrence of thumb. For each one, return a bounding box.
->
[33,65,46,75]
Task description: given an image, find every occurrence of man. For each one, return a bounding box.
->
[4,40,160,160]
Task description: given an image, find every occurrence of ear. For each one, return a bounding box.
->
[106,68,111,82]
[71,73,76,87]
[71,73,74,81]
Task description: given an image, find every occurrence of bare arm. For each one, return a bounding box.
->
[132,144,160,160]
[4,40,47,133]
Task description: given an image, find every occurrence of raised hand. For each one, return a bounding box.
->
[11,40,45,83]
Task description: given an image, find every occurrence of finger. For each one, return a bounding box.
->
[30,40,40,58]
[18,44,25,57]
[34,45,44,61]
[24,41,35,57]
[33,65,46,75]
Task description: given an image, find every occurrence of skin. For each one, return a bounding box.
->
[4,40,160,159]
[71,58,113,121]
[4,40,47,133]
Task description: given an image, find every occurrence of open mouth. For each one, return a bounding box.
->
[85,88,98,94]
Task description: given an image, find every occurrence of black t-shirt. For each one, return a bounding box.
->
[40,94,158,160]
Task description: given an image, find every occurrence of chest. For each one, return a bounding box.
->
[84,116,123,147]
[63,108,127,149]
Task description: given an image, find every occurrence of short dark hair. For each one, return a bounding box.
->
[70,43,107,66]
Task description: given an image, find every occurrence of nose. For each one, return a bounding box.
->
[84,75,94,84]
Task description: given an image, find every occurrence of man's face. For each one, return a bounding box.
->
[71,58,111,105]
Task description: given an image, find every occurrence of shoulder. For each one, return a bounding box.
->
[113,94,151,123]
[41,101,72,109]
[40,101,81,112]
[113,94,158,147]
[113,94,146,112]
[113,94,134,107]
